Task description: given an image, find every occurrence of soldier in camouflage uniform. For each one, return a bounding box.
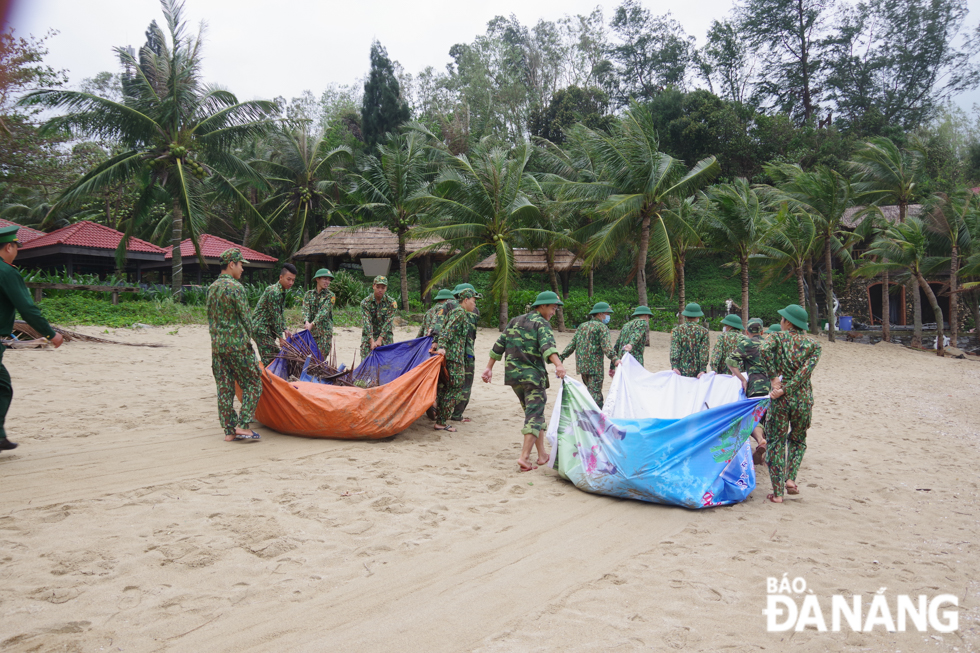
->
[417,288,455,338]
[208,249,263,442]
[434,289,481,431]
[252,263,297,366]
[670,302,709,378]
[725,317,771,464]
[360,276,398,359]
[451,283,480,422]
[765,323,781,341]
[483,291,566,472]
[615,306,652,367]
[302,268,335,360]
[559,301,621,408]
[760,304,822,503]
[709,314,744,374]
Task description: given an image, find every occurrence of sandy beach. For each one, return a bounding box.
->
[0,324,977,652]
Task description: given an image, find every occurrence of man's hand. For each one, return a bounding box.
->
[555,362,566,379]
[623,344,632,352]
[769,388,785,399]
[436,348,446,356]
[50,332,64,348]
[608,367,616,378]
[370,339,378,350]
[304,321,313,330]
[672,368,681,375]
[696,372,705,379]
[283,330,293,340]
[481,368,493,383]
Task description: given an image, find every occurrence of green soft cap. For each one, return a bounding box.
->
[0,225,19,244]
[531,290,564,307]
[434,288,455,301]
[681,302,704,317]
[589,301,613,315]
[219,248,247,265]
[747,317,764,333]
[631,306,654,317]
[313,268,334,279]
[777,303,809,330]
[373,275,388,286]
[721,314,744,330]
[457,288,482,300]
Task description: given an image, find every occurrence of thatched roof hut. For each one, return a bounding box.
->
[473,249,584,272]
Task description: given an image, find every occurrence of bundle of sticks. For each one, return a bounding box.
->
[12,321,167,348]
[275,336,359,387]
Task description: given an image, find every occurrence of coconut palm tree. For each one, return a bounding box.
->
[348,130,436,310]
[19,0,277,294]
[848,137,924,343]
[413,141,561,329]
[700,178,767,326]
[758,204,817,308]
[661,196,707,319]
[858,217,946,355]
[922,188,976,347]
[764,164,856,342]
[556,103,720,306]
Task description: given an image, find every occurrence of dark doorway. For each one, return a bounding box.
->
[918,283,949,327]
[868,282,905,325]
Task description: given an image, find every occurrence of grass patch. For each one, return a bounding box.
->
[39,295,208,328]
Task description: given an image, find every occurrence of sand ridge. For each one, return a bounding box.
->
[0,324,977,651]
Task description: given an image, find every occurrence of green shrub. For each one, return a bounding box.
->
[331,269,367,307]
[38,295,207,328]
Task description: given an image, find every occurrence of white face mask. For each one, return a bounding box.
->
[601,315,611,324]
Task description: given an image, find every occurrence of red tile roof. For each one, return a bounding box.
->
[0,218,45,244]
[164,234,278,263]
[18,221,167,253]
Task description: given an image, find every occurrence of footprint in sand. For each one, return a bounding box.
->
[118,585,142,609]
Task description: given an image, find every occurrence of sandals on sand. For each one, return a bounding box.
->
[434,424,457,432]
[227,430,262,442]
[786,482,799,495]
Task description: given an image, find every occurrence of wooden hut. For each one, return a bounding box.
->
[15,221,167,280]
[474,248,584,295]
[0,218,45,245]
[293,227,452,302]
[141,234,279,285]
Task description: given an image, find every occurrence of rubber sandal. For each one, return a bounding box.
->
[238,431,261,440]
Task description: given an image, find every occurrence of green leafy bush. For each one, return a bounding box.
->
[331,269,367,307]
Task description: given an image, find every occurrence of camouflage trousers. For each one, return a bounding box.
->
[581,373,605,409]
[764,394,813,497]
[212,349,263,436]
[512,382,547,436]
[255,336,280,367]
[360,335,393,361]
[436,360,466,425]
[451,356,475,420]
[312,330,332,363]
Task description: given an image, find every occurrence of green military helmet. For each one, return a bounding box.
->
[720,314,744,330]
[531,290,564,307]
[313,268,334,279]
[681,302,704,317]
[453,282,476,295]
[589,301,613,314]
[0,225,20,244]
[777,304,809,330]
[747,317,764,334]
[434,288,455,301]
[631,306,654,317]
[767,323,782,333]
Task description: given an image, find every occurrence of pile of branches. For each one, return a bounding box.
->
[275,337,365,387]
[12,321,167,348]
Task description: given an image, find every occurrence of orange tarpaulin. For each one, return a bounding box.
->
[246,355,442,439]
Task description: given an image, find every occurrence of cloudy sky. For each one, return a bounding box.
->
[7,0,980,109]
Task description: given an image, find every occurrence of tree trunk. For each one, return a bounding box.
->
[171,199,184,297]
[911,277,922,348]
[950,245,958,346]
[498,296,508,332]
[917,271,944,356]
[796,266,806,308]
[547,250,565,332]
[740,254,750,327]
[881,269,891,343]
[824,238,835,342]
[636,213,651,307]
[970,290,980,348]
[398,229,409,311]
[587,266,594,301]
[805,257,819,334]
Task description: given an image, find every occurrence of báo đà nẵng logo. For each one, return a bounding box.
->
[763,574,958,633]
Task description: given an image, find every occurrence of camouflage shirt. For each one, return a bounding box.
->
[560,318,618,375]
[465,308,479,358]
[251,282,288,342]
[302,288,333,324]
[725,333,771,397]
[709,330,742,374]
[760,330,822,399]
[614,318,649,365]
[207,273,253,353]
[417,300,448,338]
[361,292,398,341]
[436,305,470,363]
[669,321,709,377]
[307,289,335,342]
[489,311,559,389]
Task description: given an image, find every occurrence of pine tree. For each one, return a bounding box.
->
[361,41,410,148]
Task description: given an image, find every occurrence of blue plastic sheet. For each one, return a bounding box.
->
[350,337,434,386]
[266,331,322,379]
